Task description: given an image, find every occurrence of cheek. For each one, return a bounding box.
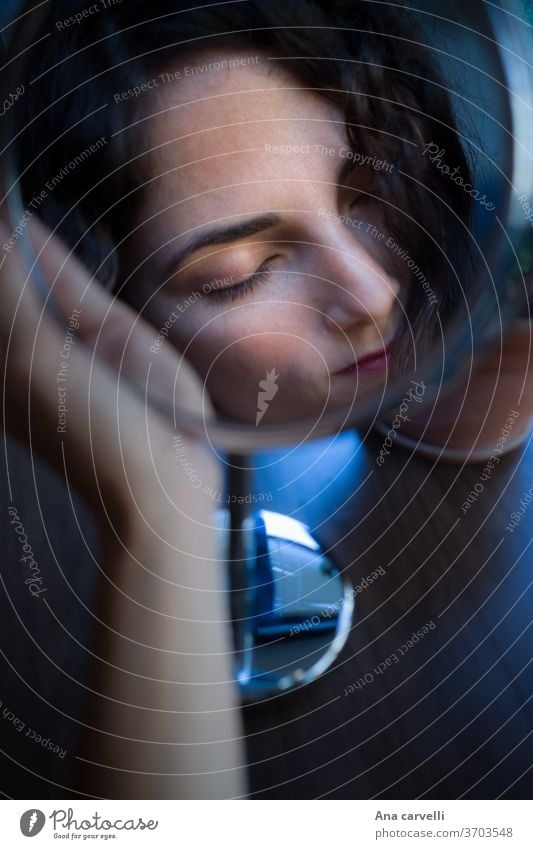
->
[180,320,322,422]
[172,304,314,370]
[201,334,289,396]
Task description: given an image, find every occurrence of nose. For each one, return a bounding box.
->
[312,223,400,332]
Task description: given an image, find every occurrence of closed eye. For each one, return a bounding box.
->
[203,256,279,303]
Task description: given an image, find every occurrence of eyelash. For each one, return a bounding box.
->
[203,257,277,303]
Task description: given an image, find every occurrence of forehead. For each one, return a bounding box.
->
[135,48,348,222]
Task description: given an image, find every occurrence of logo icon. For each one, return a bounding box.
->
[20,810,46,837]
[256,369,279,425]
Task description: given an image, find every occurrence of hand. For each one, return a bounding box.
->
[400,321,533,461]
[1,215,217,526]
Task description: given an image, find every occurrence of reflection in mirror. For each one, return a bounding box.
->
[217,508,353,699]
[8,0,505,436]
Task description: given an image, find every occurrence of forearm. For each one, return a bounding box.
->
[78,512,247,799]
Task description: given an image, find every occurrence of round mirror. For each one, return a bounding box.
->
[3,0,532,449]
[2,0,532,700]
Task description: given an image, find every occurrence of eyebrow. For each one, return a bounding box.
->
[162,213,282,281]
[160,156,362,281]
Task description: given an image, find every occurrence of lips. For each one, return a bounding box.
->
[333,340,393,377]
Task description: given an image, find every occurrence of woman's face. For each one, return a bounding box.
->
[124,48,405,425]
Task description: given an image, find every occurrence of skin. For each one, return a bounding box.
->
[401,321,533,458]
[121,48,403,425]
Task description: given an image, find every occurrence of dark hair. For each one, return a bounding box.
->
[15,0,472,362]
